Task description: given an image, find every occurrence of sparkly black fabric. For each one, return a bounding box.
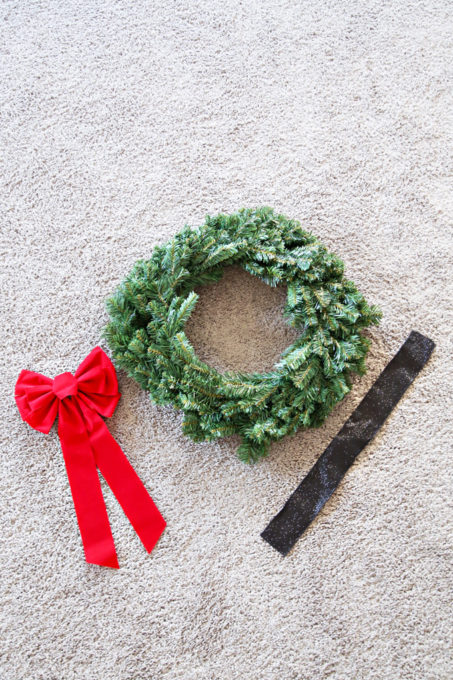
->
[261,331,435,555]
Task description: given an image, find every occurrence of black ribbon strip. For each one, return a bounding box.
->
[261,330,435,556]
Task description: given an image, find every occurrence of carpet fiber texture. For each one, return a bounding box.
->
[1,2,452,679]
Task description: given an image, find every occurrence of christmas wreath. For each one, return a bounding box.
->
[104,207,381,463]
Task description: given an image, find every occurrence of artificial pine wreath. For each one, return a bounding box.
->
[105,207,381,463]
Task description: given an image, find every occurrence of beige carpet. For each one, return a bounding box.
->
[1,1,452,679]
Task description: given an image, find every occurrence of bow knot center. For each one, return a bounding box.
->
[52,372,78,400]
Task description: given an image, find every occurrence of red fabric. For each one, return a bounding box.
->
[15,347,166,569]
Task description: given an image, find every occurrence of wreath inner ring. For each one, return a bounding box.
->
[105,207,381,463]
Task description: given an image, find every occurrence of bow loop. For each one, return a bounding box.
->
[74,346,121,418]
[15,370,58,434]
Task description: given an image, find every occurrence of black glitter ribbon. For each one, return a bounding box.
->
[261,331,435,556]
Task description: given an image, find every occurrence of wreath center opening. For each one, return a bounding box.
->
[184,264,300,375]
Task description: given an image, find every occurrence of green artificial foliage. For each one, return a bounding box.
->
[104,207,381,463]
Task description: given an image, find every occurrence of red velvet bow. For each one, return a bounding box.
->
[15,347,166,568]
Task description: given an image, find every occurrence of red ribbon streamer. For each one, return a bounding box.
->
[15,347,166,569]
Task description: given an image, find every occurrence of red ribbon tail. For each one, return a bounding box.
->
[91,418,166,554]
[58,407,119,569]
